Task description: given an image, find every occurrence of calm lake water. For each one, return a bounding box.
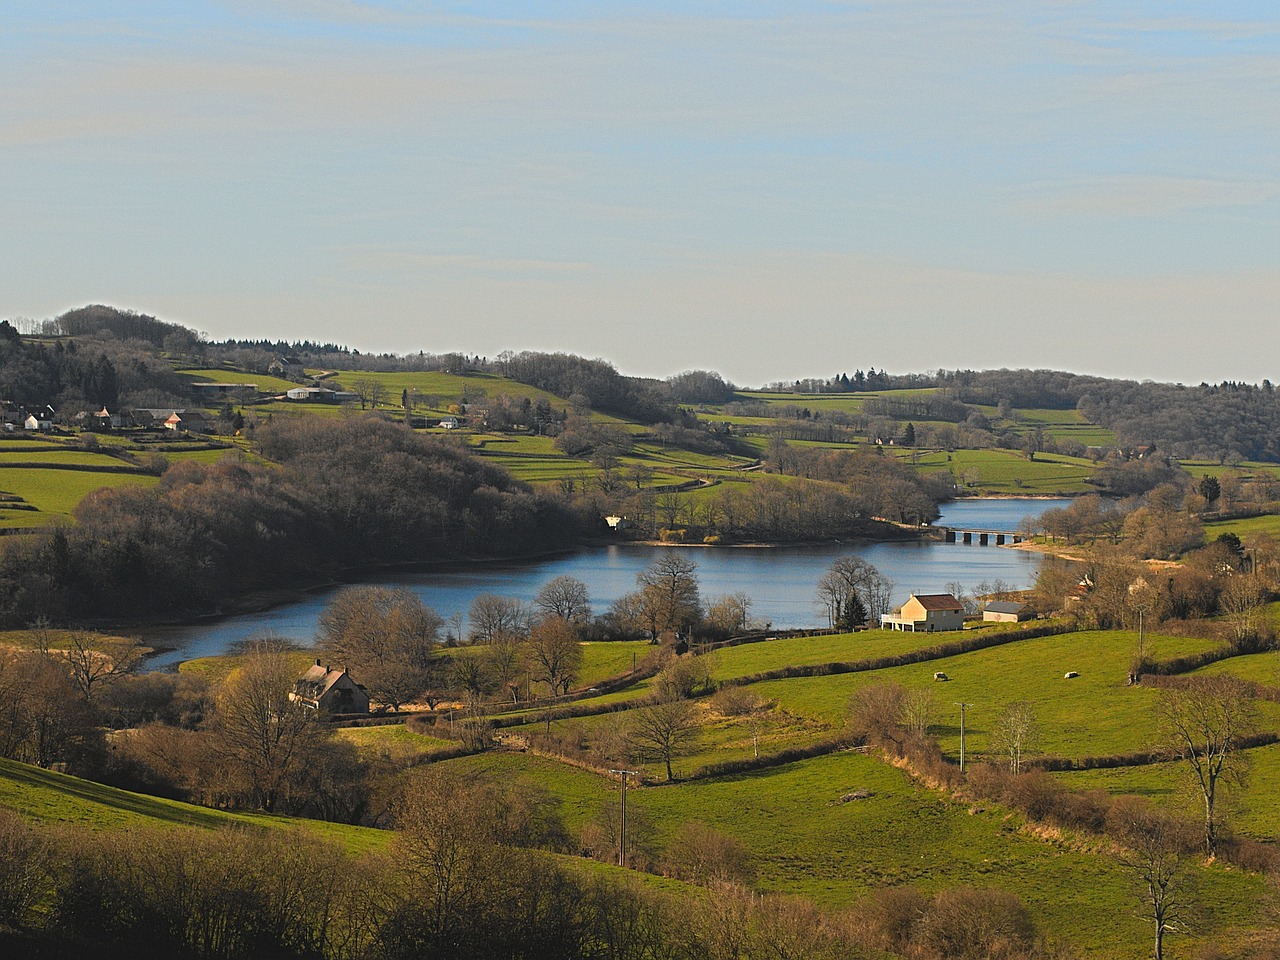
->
[143,498,1066,667]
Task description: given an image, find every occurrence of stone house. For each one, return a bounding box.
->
[291,661,371,716]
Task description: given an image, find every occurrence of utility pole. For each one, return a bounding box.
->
[954,702,971,773]
[609,769,640,867]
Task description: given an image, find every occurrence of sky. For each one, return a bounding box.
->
[3,1,1278,387]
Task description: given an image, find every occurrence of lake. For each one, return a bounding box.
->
[143,497,1066,667]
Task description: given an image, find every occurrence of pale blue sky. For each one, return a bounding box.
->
[3,2,1278,385]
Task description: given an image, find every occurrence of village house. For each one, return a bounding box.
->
[290,661,371,716]
[880,593,966,632]
[163,410,207,433]
[268,356,305,380]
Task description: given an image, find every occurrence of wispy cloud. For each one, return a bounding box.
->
[1009,175,1280,217]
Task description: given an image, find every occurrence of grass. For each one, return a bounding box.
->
[0,757,388,854]
[176,368,299,393]
[0,467,157,525]
[335,723,457,761]
[906,449,1096,495]
[1204,512,1280,541]
[441,749,1264,959]
[1055,740,1280,841]
[741,630,1231,759]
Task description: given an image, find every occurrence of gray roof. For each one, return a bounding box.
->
[985,601,1029,614]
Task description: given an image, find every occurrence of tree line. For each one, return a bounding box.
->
[0,418,579,625]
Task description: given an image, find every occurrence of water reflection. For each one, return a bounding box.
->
[144,498,1067,667]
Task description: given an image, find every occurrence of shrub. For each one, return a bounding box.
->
[915,887,1037,960]
[0,809,49,928]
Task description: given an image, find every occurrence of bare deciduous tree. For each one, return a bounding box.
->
[1219,571,1270,649]
[990,701,1039,775]
[635,554,702,641]
[630,691,701,781]
[817,557,892,631]
[525,617,583,697]
[59,631,144,701]
[1107,796,1196,960]
[1157,675,1257,857]
[213,642,319,812]
[318,586,443,710]
[533,575,592,625]
[468,594,530,645]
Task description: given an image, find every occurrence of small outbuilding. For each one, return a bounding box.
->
[291,661,371,716]
[983,600,1033,623]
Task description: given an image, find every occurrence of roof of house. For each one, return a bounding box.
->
[985,600,1029,614]
[295,661,366,701]
[910,593,965,611]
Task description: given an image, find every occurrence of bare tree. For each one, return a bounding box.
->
[213,642,319,812]
[59,631,144,702]
[468,594,530,645]
[533,575,592,625]
[705,593,755,637]
[525,617,583,697]
[1219,572,1270,649]
[636,554,702,640]
[990,701,1039,774]
[317,587,442,710]
[1157,675,1257,857]
[848,682,909,754]
[900,688,936,739]
[630,691,701,781]
[816,556,892,630]
[1108,796,1196,960]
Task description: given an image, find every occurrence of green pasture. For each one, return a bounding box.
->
[245,400,357,420]
[907,449,1095,495]
[445,749,1261,959]
[1056,740,1280,842]
[0,448,135,467]
[1192,649,1280,686]
[702,627,1037,683]
[745,630,1228,759]
[0,757,388,854]
[0,467,157,524]
[335,723,457,761]
[478,454,601,485]
[178,649,318,685]
[1204,512,1280,541]
[576,640,654,686]
[323,370,568,410]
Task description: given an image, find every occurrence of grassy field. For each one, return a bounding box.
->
[443,749,1263,959]
[0,757,387,854]
[0,466,157,526]
[1204,513,1280,540]
[906,449,1096,495]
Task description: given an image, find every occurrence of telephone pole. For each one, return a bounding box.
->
[609,768,640,868]
[954,702,971,773]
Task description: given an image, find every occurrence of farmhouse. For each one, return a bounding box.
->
[268,356,305,379]
[163,411,207,433]
[880,593,965,632]
[983,600,1032,623]
[290,661,370,716]
[286,386,337,402]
